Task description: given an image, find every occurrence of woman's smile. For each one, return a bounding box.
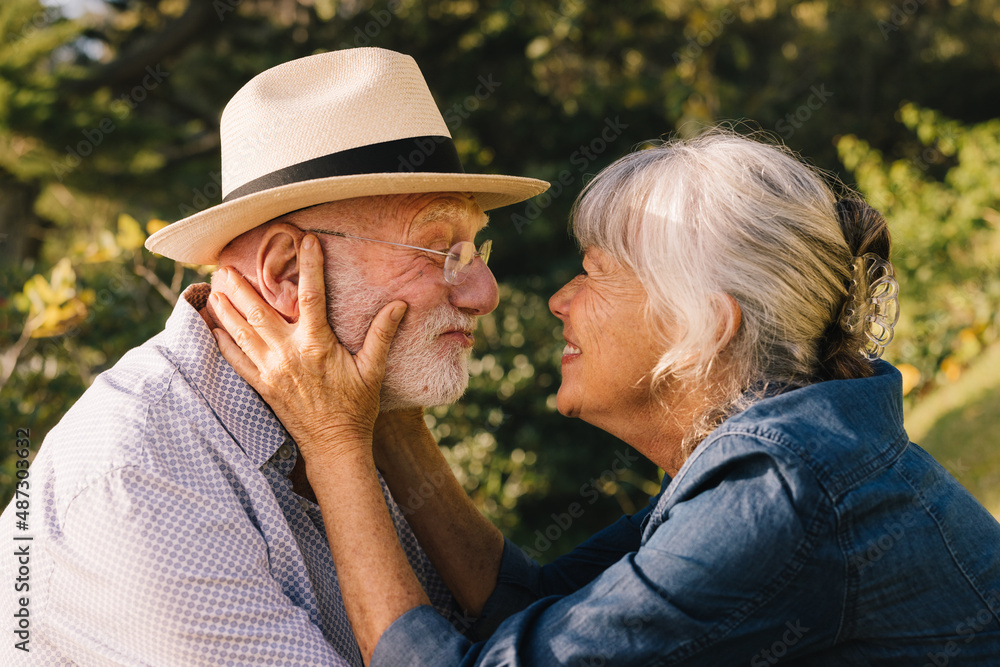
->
[548,248,665,436]
[561,340,582,359]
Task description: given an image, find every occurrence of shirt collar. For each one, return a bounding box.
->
[157,283,289,469]
[644,363,908,542]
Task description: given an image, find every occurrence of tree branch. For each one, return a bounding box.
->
[133,256,179,306]
[62,1,217,95]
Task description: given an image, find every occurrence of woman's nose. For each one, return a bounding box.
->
[548,279,578,321]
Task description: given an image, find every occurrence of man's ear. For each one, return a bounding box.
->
[256,224,304,322]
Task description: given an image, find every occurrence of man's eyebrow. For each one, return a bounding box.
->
[412,201,489,232]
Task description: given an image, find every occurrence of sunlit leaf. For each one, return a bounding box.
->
[116,213,146,251]
[19,258,89,338]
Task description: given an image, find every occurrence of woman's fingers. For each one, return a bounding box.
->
[208,246,405,448]
[356,301,407,384]
[298,235,337,342]
[211,290,272,368]
[214,267,292,347]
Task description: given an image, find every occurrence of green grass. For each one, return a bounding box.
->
[905,343,1000,519]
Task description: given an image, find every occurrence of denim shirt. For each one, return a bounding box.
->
[372,362,1000,666]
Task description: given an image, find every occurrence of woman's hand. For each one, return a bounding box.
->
[212,237,430,660]
[210,234,407,464]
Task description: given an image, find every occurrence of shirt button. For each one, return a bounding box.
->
[277,443,293,460]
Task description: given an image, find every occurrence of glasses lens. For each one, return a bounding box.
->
[443,240,493,284]
[445,242,477,284]
[478,239,492,267]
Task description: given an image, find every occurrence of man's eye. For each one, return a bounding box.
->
[422,248,449,264]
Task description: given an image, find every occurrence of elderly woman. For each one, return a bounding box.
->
[212,131,1000,665]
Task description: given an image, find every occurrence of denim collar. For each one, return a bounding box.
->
[645,362,908,542]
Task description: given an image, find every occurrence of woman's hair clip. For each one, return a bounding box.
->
[839,253,900,361]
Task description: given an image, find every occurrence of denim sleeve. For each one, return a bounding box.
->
[534,487,661,595]
[370,445,840,666]
[469,488,663,639]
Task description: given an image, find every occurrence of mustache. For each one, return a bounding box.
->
[412,304,478,339]
[326,276,478,350]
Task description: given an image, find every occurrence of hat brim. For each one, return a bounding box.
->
[145,172,550,265]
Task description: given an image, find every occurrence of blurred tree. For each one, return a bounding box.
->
[839,105,1000,401]
[2,0,999,557]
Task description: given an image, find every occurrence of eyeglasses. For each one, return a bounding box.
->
[303,229,492,285]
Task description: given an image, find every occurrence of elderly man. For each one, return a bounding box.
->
[0,47,546,665]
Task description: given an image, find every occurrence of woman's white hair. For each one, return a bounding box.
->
[571,129,886,453]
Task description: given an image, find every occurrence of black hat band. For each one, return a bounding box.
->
[222,135,465,203]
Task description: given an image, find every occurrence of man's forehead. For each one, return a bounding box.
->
[288,192,487,235]
[409,193,489,231]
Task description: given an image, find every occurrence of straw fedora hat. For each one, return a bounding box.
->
[145,47,549,265]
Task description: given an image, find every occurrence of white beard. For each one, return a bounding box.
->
[325,264,477,411]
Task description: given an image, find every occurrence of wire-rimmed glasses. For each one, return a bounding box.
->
[303,229,492,285]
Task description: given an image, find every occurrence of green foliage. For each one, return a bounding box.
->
[2,0,999,558]
[905,341,1000,518]
[838,106,1000,400]
[0,218,210,498]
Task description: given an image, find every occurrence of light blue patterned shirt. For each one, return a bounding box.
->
[0,283,456,665]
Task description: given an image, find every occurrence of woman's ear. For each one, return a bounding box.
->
[256,224,304,322]
[715,293,742,350]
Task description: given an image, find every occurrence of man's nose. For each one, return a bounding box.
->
[450,259,499,315]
